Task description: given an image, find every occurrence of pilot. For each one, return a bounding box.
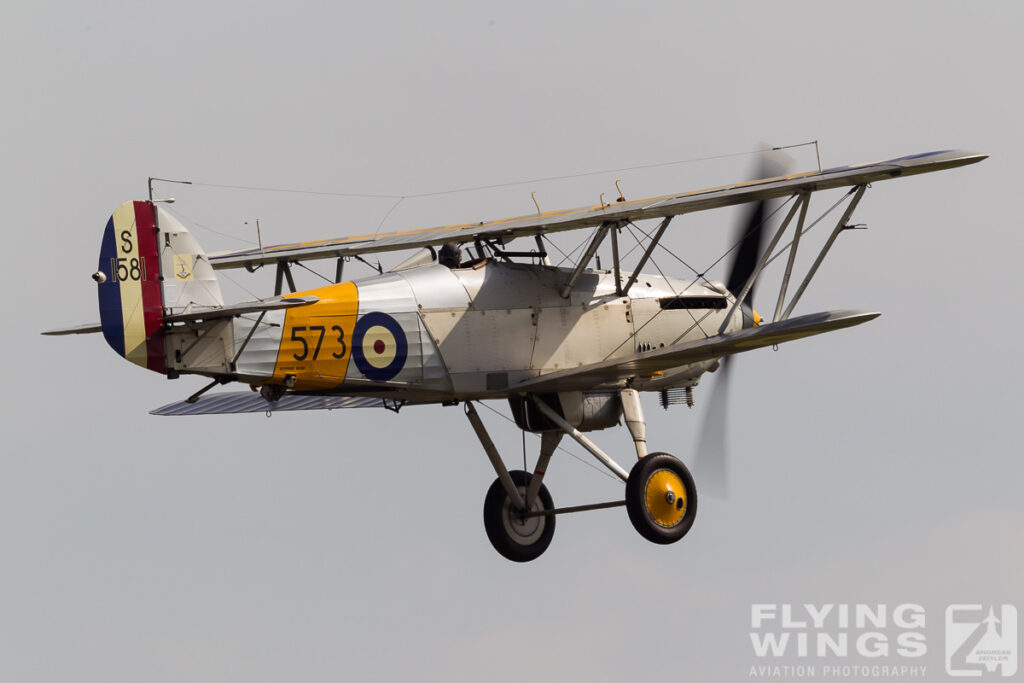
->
[438,242,461,269]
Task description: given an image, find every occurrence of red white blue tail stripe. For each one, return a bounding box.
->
[97,201,166,373]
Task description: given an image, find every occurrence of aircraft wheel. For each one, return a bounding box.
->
[625,452,697,544]
[483,470,555,562]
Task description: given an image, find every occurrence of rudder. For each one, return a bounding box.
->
[97,201,166,372]
[96,200,224,374]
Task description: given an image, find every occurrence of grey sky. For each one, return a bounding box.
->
[3,2,1022,681]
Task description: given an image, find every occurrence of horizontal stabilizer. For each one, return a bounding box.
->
[161,296,319,324]
[511,309,880,393]
[151,391,389,416]
[41,322,104,336]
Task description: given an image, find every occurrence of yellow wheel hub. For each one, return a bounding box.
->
[645,469,687,527]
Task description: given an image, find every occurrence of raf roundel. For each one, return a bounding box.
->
[351,312,408,382]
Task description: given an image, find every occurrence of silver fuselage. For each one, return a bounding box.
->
[167,260,742,401]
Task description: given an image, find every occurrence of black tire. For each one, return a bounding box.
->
[625,452,697,544]
[483,470,555,562]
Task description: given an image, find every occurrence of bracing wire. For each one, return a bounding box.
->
[763,190,852,268]
[163,141,821,203]
[183,181,401,200]
[216,269,265,301]
[294,260,335,285]
[166,207,259,246]
[541,235,570,262]
[157,141,821,247]
[555,226,599,268]
[375,196,406,236]
[476,401,620,483]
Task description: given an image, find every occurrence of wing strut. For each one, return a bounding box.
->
[718,193,808,333]
[611,223,622,295]
[772,191,811,322]
[274,262,297,295]
[620,215,673,296]
[779,185,866,320]
[560,221,616,298]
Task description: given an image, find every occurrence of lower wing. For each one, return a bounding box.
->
[152,393,394,416]
[509,309,879,393]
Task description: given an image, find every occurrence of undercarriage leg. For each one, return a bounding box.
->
[620,388,647,460]
[530,395,630,482]
[526,432,561,507]
[465,402,526,510]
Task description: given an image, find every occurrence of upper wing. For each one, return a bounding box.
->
[508,309,879,394]
[209,149,986,270]
[151,392,394,416]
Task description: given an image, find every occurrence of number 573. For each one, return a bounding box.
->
[290,324,347,361]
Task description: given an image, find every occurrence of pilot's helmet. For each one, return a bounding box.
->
[439,242,461,269]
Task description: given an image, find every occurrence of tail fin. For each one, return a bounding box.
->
[97,201,223,373]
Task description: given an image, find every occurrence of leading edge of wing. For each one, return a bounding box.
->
[151,392,390,416]
[208,149,986,269]
[508,309,881,394]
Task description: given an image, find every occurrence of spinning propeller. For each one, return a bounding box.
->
[694,149,793,498]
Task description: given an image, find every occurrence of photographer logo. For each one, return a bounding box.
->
[945,605,1017,677]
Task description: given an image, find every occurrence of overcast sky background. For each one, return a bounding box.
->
[3,2,1022,681]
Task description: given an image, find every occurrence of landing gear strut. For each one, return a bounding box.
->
[465,391,698,561]
[467,403,562,561]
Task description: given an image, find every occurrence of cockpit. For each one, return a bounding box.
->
[390,238,550,273]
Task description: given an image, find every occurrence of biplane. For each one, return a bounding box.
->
[44,149,985,561]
